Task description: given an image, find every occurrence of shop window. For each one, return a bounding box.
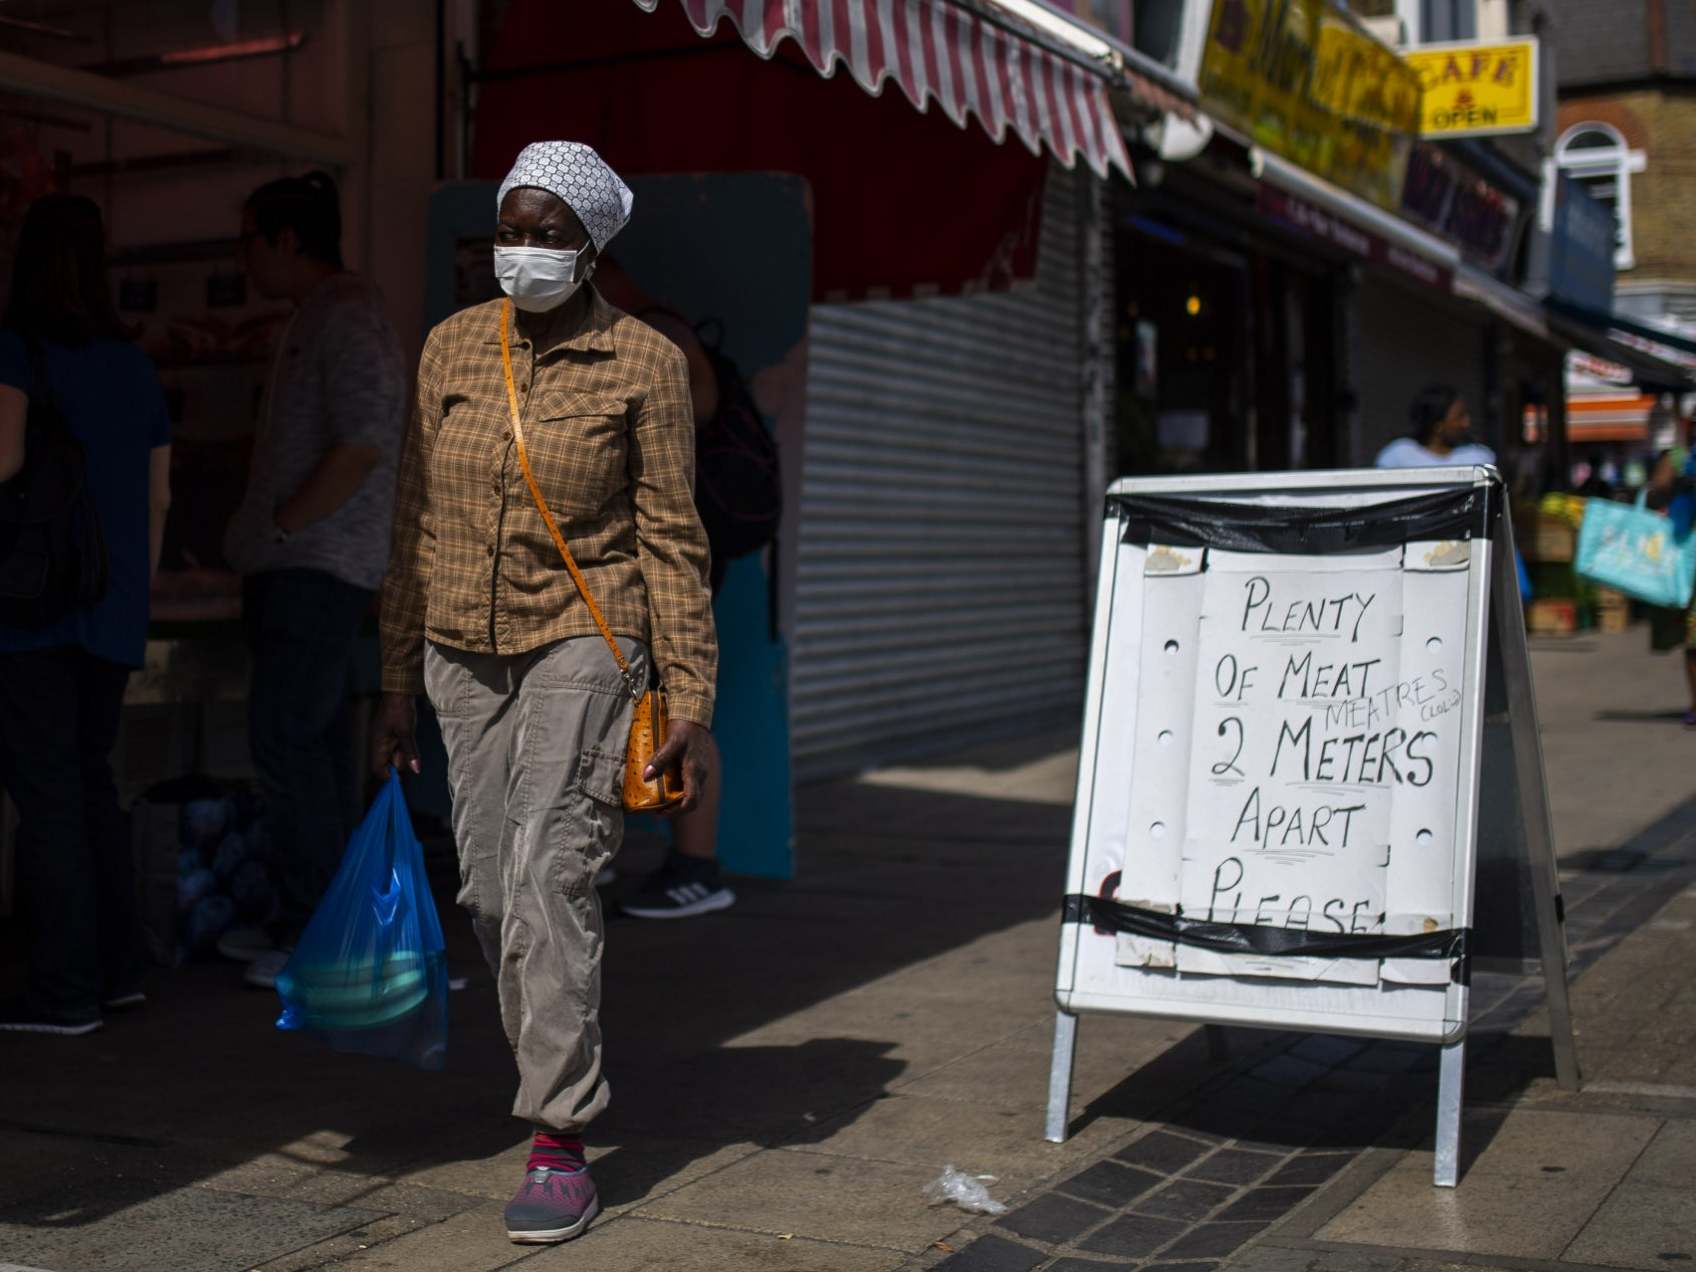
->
[1130,0,1180,64]
[1557,122,1646,271]
[1061,0,1132,43]
[1420,0,1476,40]
[1060,0,1182,64]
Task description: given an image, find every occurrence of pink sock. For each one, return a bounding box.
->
[528,1131,585,1174]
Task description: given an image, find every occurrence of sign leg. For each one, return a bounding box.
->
[1434,1039,1466,1188]
[1490,516,1582,1092]
[1045,1010,1079,1144]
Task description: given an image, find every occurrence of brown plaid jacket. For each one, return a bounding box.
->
[379,290,717,725]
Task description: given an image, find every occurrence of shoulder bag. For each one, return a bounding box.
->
[498,299,686,814]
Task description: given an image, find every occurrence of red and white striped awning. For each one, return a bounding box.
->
[630,0,1164,180]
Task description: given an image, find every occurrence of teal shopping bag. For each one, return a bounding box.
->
[1575,492,1696,610]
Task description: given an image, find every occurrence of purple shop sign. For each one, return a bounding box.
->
[1398,142,1524,277]
[1257,185,1455,291]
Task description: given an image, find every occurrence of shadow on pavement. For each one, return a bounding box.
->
[0,770,1074,1243]
[1592,708,1689,724]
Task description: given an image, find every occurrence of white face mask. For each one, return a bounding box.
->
[493,244,593,313]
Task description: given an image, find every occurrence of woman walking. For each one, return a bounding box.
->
[372,142,717,1245]
[0,195,173,1034]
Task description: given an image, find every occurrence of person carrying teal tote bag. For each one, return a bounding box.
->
[1575,490,1696,609]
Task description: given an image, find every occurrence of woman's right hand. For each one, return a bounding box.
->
[372,692,421,777]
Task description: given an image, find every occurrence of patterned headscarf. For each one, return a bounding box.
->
[497,141,634,253]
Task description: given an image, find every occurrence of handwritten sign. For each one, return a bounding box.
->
[1114,543,1471,987]
[1053,470,1577,1179]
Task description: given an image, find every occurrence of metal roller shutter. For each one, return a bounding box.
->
[791,164,1090,779]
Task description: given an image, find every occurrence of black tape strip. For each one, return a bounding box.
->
[1061,893,1469,964]
[1112,485,1499,554]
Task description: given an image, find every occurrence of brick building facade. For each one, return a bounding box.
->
[1549,1,1696,328]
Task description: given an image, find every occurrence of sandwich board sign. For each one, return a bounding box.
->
[1049,468,1577,1187]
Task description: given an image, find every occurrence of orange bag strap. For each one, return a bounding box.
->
[499,299,644,703]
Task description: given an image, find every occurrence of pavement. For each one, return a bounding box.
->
[0,627,1692,1272]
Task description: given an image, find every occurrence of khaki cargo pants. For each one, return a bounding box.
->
[425,635,643,1132]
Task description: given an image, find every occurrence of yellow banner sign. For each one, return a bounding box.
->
[1199,0,1423,212]
[1404,38,1540,137]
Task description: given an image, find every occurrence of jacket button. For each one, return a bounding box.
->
[486,545,495,557]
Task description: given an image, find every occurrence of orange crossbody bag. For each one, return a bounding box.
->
[498,299,686,813]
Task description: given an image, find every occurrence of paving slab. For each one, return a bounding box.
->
[300,1200,513,1271]
[528,1215,907,1271]
[0,1129,103,1205]
[1562,1122,1696,1268]
[633,1146,963,1253]
[895,1013,1197,1118]
[774,1088,1133,1184]
[0,1181,381,1272]
[247,1214,425,1272]
[1315,1109,1662,1258]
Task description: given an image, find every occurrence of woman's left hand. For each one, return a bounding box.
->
[646,720,714,815]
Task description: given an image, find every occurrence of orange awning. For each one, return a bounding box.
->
[1567,393,1656,443]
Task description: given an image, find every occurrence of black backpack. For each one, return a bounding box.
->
[695,340,782,574]
[0,344,109,627]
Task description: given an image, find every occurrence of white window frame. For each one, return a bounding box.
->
[1556,121,1647,271]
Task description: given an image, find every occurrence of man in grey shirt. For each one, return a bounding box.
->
[221,172,408,989]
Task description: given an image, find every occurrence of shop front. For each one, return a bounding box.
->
[1132,0,1578,491]
[1108,157,1352,478]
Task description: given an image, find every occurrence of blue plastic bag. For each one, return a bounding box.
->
[276,772,448,1070]
[1575,492,1696,609]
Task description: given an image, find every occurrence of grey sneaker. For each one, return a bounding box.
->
[217,924,276,963]
[504,1166,600,1244]
[244,949,290,990]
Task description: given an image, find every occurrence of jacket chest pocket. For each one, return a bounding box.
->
[525,394,628,518]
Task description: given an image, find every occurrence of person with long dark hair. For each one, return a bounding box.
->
[0,194,172,1035]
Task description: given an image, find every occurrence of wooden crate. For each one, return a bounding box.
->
[1520,512,1576,563]
[1595,588,1632,634]
[1527,598,1579,636]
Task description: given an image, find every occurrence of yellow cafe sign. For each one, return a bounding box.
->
[1404,38,1540,137]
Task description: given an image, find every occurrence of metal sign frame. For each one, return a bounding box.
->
[1046,467,1577,1187]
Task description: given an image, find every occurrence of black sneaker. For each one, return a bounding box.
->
[622,855,736,920]
[0,998,102,1037]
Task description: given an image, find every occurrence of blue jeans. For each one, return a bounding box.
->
[243,569,373,940]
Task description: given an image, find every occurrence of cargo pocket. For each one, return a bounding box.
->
[552,744,626,900]
[578,745,626,809]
